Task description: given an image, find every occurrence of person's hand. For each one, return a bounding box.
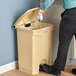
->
[37,9,44,16]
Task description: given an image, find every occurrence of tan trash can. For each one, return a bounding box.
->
[14,7,54,75]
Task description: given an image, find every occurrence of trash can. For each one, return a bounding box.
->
[14,7,54,75]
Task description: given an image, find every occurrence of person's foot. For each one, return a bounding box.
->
[72,68,76,75]
[39,64,61,76]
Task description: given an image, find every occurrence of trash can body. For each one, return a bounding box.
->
[14,7,54,75]
[17,22,53,75]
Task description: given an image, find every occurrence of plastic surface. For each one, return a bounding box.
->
[14,7,39,28]
[14,7,48,28]
[17,22,53,75]
[14,7,54,75]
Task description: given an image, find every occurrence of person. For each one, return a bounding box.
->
[37,0,76,76]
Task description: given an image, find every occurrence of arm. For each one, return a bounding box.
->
[41,0,55,11]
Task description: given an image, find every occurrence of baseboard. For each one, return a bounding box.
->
[0,61,18,74]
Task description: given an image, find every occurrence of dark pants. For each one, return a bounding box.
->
[53,7,76,71]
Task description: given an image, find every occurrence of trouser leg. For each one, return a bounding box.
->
[53,10,75,71]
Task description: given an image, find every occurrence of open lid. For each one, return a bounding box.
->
[14,7,48,28]
[14,7,39,28]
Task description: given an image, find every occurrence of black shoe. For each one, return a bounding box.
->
[39,64,61,76]
[72,68,76,75]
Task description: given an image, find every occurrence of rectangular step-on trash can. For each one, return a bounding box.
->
[14,7,54,75]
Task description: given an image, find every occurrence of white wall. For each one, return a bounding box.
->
[72,36,76,59]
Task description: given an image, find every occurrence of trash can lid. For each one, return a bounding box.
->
[14,7,40,28]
